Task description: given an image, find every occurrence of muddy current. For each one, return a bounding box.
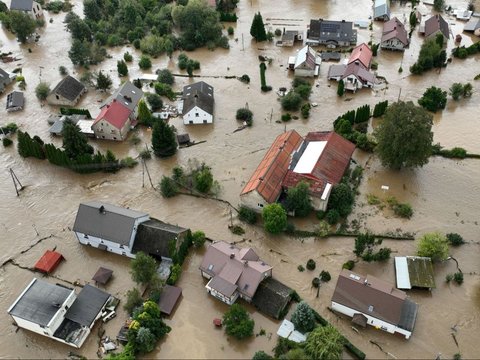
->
[1,0,479,358]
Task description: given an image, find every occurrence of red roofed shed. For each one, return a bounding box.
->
[34,250,64,274]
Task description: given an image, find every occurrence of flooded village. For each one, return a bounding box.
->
[1,0,480,359]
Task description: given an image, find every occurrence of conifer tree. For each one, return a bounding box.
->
[62,118,93,159]
[151,120,177,157]
[96,70,112,91]
[250,12,267,42]
[117,60,128,76]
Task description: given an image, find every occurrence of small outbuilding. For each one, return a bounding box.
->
[6,91,25,112]
[158,284,182,316]
[34,250,64,274]
[374,0,390,21]
[277,319,307,343]
[395,256,436,290]
[92,267,114,285]
[47,76,87,107]
[252,277,292,319]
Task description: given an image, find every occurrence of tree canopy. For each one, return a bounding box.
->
[262,204,287,234]
[130,252,157,286]
[417,232,449,262]
[223,304,254,339]
[250,12,267,42]
[304,325,344,360]
[374,101,433,169]
[151,120,177,157]
[285,181,312,217]
[62,118,94,159]
[0,10,37,43]
[327,183,354,218]
[291,301,316,333]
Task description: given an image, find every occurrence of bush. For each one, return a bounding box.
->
[154,82,176,100]
[3,138,13,147]
[262,203,287,234]
[453,272,464,285]
[124,51,133,62]
[328,183,354,217]
[342,260,355,270]
[157,69,174,85]
[306,259,316,271]
[297,265,305,272]
[223,304,254,339]
[160,176,178,198]
[417,232,449,262]
[238,205,257,224]
[192,231,206,248]
[236,108,253,126]
[227,26,234,35]
[239,74,250,84]
[319,270,331,282]
[281,92,302,111]
[446,233,465,246]
[130,252,157,286]
[449,83,464,101]
[312,277,321,288]
[392,203,413,219]
[139,55,152,70]
[446,273,453,283]
[252,351,273,360]
[326,209,340,225]
[117,60,128,76]
[418,86,447,112]
[281,113,292,122]
[120,157,138,168]
[35,82,50,101]
[194,167,214,193]
[301,103,311,119]
[167,264,182,285]
[123,288,143,315]
[146,93,163,112]
[291,301,316,333]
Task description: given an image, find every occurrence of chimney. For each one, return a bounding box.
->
[230,253,235,259]
[99,205,106,214]
[244,260,248,267]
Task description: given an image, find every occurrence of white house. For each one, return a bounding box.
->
[331,270,418,339]
[381,17,409,51]
[182,81,214,125]
[10,0,43,19]
[8,278,111,348]
[287,45,321,77]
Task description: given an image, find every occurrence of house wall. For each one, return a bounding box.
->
[240,191,269,212]
[205,284,239,305]
[311,196,328,211]
[92,117,131,141]
[381,38,406,50]
[331,301,412,339]
[75,232,136,258]
[46,88,86,107]
[32,1,43,18]
[201,270,212,279]
[344,74,373,92]
[183,106,213,125]
[294,67,316,77]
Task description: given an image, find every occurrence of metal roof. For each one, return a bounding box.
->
[395,257,411,289]
[34,250,64,274]
[8,278,73,326]
[10,0,33,11]
[374,0,390,19]
[65,284,110,327]
[6,91,24,109]
[395,256,436,289]
[102,81,143,112]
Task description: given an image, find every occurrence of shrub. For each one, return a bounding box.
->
[392,203,413,219]
[291,301,316,333]
[223,304,254,339]
[417,232,449,262]
[301,103,311,119]
[281,92,302,111]
[418,86,447,112]
[117,60,128,76]
[312,277,321,288]
[297,265,305,272]
[230,225,245,235]
[281,113,292,122]
[157,69,174,85]
[446,273,453,283]
[159,176,177,198]
[449,83,464,101]
[453,272,464,285]
[238,205,257,224]
[227,26,234,35]
[139,55,152,70]
[274,28,282,36]
[262,203,287,234]
[120,157,138,168]
[252,351,273,360]
[124,51,133,62]
[319,270,331,282]
[239,74,250,84]
[342,260,355,270]
[154,82,176,100]
[140,149,151,159]
[192,231,206,248]
[463,83,473,97]
[130,252,157,286]
[446,233,465,246]
[326,209,340,225]
[306,259,316,271]
[328,183,354,217]
[59,66,68,76]
[123,288,143,315]
[194,167,214,193]
[3,138,13,147]
[146,93,163,111]
[35,82,50,100]
[236,108,253,126]
[167,264,182,285]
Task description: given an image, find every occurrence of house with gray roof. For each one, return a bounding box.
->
[374,0,390,21]
[47,76,86,106]
[101,81,143,121]
[8,278,111,348]
[306,19,357,47]
[199,241,272,305]
[331,269,418,339]
[0,68,16,93]
[182,81,214,125]
[10,0,43,19]
[6,91,24,112]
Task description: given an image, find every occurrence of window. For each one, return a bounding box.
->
[203,120,207,124]
[258,203,264,208]
[368,305,374,312]
[189,120,193,124]
[122,252,126,256]
[113,137,117,140]
[119,245,124,249]
[195,113,199,117]
[56,95,59,100]
[208,264,214,271]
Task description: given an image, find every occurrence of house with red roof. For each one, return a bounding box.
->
[240,130,355,212]
[381,17,409,51]
[347,43,372,69]
[92,100,132,141]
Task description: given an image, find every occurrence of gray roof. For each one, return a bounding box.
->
[10,0,33,11]
[132,218,189,258]
[463,18,480,32]
[8,278,73,326]
[209,275,238,297]
[0,68,12,88]
[374,0,390,19]
[398,298,418,331]
[328,64,347,78]
[73,201,148,246]
[65,284,110,327]
[48,115,85,135]
[342,62,376,84]
[252,277,292,319]
[182,81,214,116]
[6,91,24,109]
[308,19,357,44]
[103,81,143,112]
[50,76,86,102]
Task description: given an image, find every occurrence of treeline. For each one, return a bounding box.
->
[452,41,480,59]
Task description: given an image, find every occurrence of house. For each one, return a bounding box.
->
[73,201,189,260]
[182,81,214,125]
[463,17,480,34]
[277,29,303,47]
[395,256,436,290]
[92,100,132,141]
[46,76,87,106]
[0,68,15,93]
[241,130,355,212]
[8,278,111,348]
[374,0,390,21]
[101,81,143,121]
[6,91,24,112]
[48,115,93,137]
[277,319,307,343]
[199,241,272,305]
[306,19,357,47]
[331,269,419,339]
[381,17,409,51]
[348,43,372,69]
[287,45,321,77]
[9,0,43,19]
[424,15,449,43]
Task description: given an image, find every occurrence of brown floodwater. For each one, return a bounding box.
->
[1,0,479,358]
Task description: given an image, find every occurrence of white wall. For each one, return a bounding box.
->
[206,284,239,305]
[331,301,412,339]
[46,291,77,334]
[381,38,406,50]
[183,106,213,125]
[240,191,268,212]
[76,232,136,258]
[295,67,315,77]
[92,118,132,141]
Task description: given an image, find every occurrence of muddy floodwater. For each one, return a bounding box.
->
[1,0,480,358]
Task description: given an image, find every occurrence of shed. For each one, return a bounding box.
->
[158,285,182,315]
[177,133,191,145]
[92,267,113,285]
[34,250,64,273]
[276,319,307,343]
[251,277,292,319]
[395,256,436,290]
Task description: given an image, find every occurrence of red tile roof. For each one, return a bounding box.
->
[348,43,372,69]
[94,100,131,130]
[34,250,64,274]
[241,130,303,202]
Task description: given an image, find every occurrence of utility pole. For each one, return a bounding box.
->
[9,168,23,196]
[397,87,402,102]
[242,33,244,51]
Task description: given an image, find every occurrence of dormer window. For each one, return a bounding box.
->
[208,264,214,271]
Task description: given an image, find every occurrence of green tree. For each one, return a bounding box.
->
[195,167,214,193]
[154,82,175,100]
[252,351,273,360]
[146,93,163,111]
[62,118,93,159]
[283,348,308,360]
[418,86,447,112]
[67,17,92,41]
[463,83,473,97]
[223,304,254,339]
[137,99,153,126]
[417,232,449,262]
[35,82,50,101]
[117,60,128,76]
[192,230,206,248]
[151,120,177,157]
[328,183,354,217]
[139,55,152,70]
[68,39,90,66]
[96,70,112,91]
[291,301,316,333]
[433,0,445,11]
[281,92,302,111]
[337,79,345,96]
[304,325,344,360]
[124,51,133,62]
[123,288,143,315]
[446,233,465,246]
[238,206,257,224]
[157,69,174,85]
[135,327,156,353]
[374,101,433,169]
[250,12,267,42]
[409,11,417,30]
[236,108,253,126]
[130,252,158,287]
[83,0,101,21]
[285,181,312,217]
[4,10,37,43]
[159,176,178,198]
[262,203,287,234]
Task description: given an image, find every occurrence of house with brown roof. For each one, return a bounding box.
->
[424,14,449,43]
[331,270,419,339]
[240,130,355,212]
[199,241,272,305]
[381,17,409,51]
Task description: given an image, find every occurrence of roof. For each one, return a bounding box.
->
[34,250,64,273]
[8,278,73,326]
[241,130,303,202]
[328,64,347,78]
[48,115,86,135]
[0,68,12,86]
[374,0,390,19]
[395,256,436,290]
[348,43,372,69]
[132,218,188,258]
[177,133,190,144]
[50,76,86,102]
[381,17,409,46]
[277,319,307,343]
[252,277,292,319]
[10,0,33,11]
[308,19,357,43]
[332,270,418,331]
[158,285,182,315]
[321,52,341,61]
[294,45,317,70]
[199,241,272,299]
[182,81,214,116]
[92,267,113,285]
[65,284,110,327]
[6,91,24,108]
[425,14,449,39]
[463,18,480,32]
[342,62,376,84]
[73,201,148,246]
[94,100,132,130]
[103,81,143,112]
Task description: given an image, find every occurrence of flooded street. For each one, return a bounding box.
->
[1,0,479,358]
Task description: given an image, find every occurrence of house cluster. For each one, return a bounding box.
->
[240,130,355,212]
